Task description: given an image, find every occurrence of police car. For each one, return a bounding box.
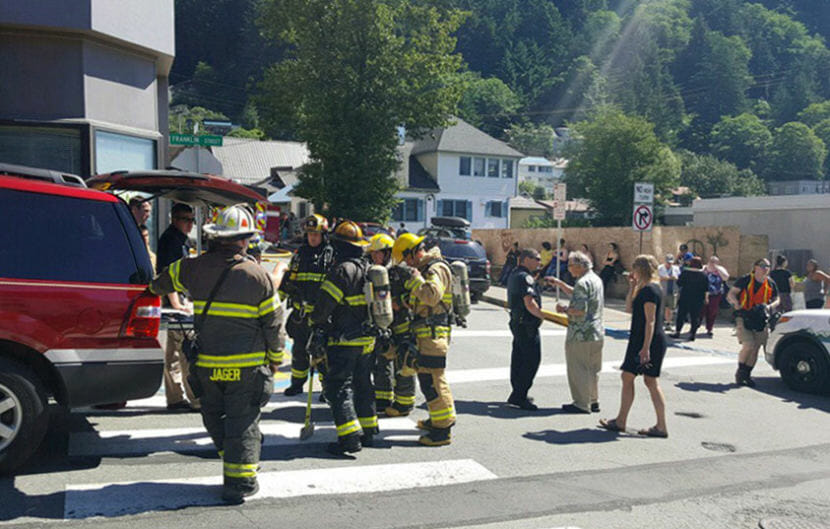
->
[766,309,830,394]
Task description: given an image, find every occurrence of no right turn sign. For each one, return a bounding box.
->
[632,204,653,231]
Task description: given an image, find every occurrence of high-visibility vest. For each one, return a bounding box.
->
[739,276,773,309]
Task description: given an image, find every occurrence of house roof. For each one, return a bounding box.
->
[510,195,547,209]
[519,157,554,166]
[408,156,439,191]
[537,199,590,212]
[210,137,309,185]
[411,117,523,158]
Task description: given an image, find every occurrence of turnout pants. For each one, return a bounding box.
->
[324,345,378,444]
[164,329,199,407]
[197,365,273,495]
[288,319,312,387]
[415,331,455,429]
[373,345,416,410]
[509,321,541,401]
[564,339,603,412]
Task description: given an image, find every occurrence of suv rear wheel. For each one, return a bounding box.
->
[0,359,49,475]
[778,341,830,394]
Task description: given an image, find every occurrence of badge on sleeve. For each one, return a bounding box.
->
[525,274,534,285]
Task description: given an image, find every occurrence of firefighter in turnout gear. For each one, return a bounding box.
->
[149,205,284,504]
[392,233,456,446]
[367,234,417,416]
[280,213,334,396]
[309,221,377,455]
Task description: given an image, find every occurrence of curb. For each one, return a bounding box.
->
[481,294,568,327]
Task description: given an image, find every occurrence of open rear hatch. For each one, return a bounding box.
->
[86,170,266,206]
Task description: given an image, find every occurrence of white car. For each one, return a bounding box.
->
[766,309,830,393]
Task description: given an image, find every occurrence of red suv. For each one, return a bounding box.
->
[0,163,162,474]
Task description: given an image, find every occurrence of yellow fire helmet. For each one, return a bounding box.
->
[331,220,370,247]
[368,233,394,253]
[303,213,329,233]
[392,232,425,263]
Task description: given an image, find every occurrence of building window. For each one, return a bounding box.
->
[392,198,424,222]
[438,199,472,221]
[298,201,309,218]
[473,157,486,177]
[95,130,156,174]
[487,158,500,178]
[0,125,84,175]
[527,165,536,172]
[502,159,514,178]
[459,156,471,176]
[486,200,506,218]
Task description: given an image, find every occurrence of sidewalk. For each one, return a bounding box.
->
[481,285,739,356]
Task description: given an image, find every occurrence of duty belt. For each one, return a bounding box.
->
[410,312,451,340]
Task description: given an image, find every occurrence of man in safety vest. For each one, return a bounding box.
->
[392,233,455,446]
[150,205,284,504]
[280,214,334,396]
[727,258,779,387]
[309,221,377,455]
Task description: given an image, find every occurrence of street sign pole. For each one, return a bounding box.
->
[552,183,567,303]
[632,182,654,257]
[556,219,561,302]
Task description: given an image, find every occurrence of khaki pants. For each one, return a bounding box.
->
[416,334,455,429]
[736,317,768,366]
[564,340,604,412]
[164,329,200,407]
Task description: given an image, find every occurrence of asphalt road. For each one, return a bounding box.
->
[2,302,829,529]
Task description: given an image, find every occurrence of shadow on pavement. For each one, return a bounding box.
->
[454,399,565,418]
[675,377,829,413]
[523,428,620,445]
[0,481,65,521]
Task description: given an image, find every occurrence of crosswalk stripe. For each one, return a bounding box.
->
[447,355,734,384]
[63,459,498,519]
[452,329,566,337]
[68,417,419,457]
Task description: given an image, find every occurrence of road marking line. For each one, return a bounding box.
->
[447,355,734,384]
[68,417,419,457]
[452,329,567,337]
[63,459,497,519]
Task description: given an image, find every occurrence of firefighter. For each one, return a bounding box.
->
[366,234,417,417]
[149,205,284,504]
[392,233,455,446]
[280,213,334,396]
[308,221,377,455]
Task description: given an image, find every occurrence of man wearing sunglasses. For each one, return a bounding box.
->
[157,202,198,411]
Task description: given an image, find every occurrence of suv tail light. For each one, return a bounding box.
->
[123,292,162,338]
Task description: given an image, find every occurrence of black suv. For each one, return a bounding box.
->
[419,217,490,301]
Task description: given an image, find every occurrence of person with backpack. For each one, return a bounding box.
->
[727,258,779,387]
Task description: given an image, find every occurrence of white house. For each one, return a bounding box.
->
[518,157,568,195]
[393,118,524,232]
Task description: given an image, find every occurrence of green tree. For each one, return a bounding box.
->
[563,107,680,226]
[811,119,830,177]
[227,128,266,140]
[457,72,521,138]
[518,180,536,195]
[677,149,765,198]
[709,113,772,171]
[764,122,827,181]
[506,122,557,157]
[168,105,229,135]
[258,0,465,221]
[798,101,830,127]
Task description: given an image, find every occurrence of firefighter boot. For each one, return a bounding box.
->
[283,379,305,397]
[385,403,412,417]
[416,418,433,430]
[418,426,451,447]
[327,433,362,456]
[221,481,259,505]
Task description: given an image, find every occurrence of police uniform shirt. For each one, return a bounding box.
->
[508,266,541,323]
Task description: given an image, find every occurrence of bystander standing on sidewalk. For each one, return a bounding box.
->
[499,242,520,286]
[600,255,668,438]
[550,252,604,414]
[672,257,707,341]
[769,256,794,313]
[727,258,779,387]
[804,259,830,309]
[598,242,620,292]
[657,255,680,332]
[701,256,729,337]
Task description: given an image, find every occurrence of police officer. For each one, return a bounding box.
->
[280,214,334,396]
[507,248,546,411]
[392,233,455,446]
[309,221,377,455]
[150,205,284,504]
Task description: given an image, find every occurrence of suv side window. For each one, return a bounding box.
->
[0,189,145,284]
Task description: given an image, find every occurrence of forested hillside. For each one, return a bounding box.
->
[171,0,830,191]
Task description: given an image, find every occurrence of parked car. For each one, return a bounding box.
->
[420,216,471,240]
[766,309,830,394]
[422,238,490,302]
[358,222,395,240]
[0,163,162,474]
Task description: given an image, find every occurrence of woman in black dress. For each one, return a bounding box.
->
[600,254,668,438]
[671,256,708,341]
[598,242,620,291]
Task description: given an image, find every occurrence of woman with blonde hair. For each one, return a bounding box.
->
[600,254,669,438]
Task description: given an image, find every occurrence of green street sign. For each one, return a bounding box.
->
[169,133,223,147]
